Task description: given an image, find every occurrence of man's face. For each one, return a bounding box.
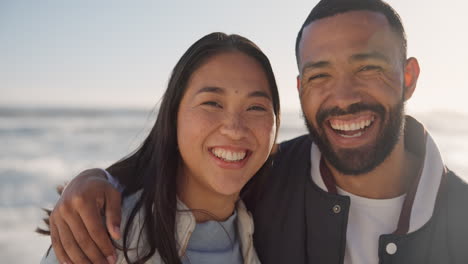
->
[297,11,412,175]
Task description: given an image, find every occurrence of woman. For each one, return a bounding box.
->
[40,32,280,264]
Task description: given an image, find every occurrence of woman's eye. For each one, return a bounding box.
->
[202,101,222,108]
[247,105,267,112]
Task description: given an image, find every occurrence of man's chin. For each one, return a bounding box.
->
[324,145,382,176]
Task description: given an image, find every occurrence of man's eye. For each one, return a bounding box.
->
[359,65,382,72]
[308,73,329,81]
[202,101,222,108]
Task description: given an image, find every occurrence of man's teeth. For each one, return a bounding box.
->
[211,148,247,162]
[330,117,374,131]
[341,131,363,138]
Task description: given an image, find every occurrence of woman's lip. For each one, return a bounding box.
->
[208,145,251,152]
[208,149,252,169]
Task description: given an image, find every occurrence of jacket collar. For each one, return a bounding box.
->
[175,198,257,262]
[310,116,446,234]
[174,198,196,256]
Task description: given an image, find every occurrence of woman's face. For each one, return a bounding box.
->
[177,51,277,201]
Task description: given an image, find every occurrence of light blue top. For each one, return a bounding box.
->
[182,211,243,264]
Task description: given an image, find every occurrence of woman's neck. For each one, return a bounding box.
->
[176,171,238,223]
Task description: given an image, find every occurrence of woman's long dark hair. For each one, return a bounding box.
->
[107,32,280,263]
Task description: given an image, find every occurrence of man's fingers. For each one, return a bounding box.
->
[54,216,92,264]
[49,218,72,264]
[66,210,112,264]
[78,201,117,264]
[105,188,122,240]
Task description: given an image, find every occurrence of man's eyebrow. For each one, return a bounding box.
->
[195,86,224,95]
[301,60,331,74]
[350,52,390,63]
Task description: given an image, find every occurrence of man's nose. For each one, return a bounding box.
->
[219,112,248,140]
[331,75,362,109]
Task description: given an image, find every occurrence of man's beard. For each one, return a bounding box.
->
[304,100,405,175]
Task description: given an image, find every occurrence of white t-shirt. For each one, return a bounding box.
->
[336,186,405,264]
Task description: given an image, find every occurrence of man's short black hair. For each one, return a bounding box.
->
[295,0,407,68]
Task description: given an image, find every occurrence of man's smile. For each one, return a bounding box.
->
[324,112,380,147]
[328,114,375,138]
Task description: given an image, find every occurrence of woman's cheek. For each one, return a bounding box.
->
[250,113,277,147]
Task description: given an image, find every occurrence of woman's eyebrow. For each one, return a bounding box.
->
[195,86,224,95]
[195,86,270,101]
[248,90,271,100]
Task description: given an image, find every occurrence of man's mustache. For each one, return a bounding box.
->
[316,103,386,125]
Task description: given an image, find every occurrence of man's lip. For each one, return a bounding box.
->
[327,113,376,132]
[325,112,376,123]
[324,113,380,147]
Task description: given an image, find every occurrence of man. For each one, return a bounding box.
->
[45,0,468,263]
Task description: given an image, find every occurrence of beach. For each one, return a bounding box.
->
[1,106,467,263]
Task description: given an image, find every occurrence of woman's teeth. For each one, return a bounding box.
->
[211,148,247,162]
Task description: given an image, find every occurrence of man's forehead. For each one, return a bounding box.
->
[303,10,390,35]
[298,10,398,67]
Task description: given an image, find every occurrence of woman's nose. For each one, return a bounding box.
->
[219,112,248,140]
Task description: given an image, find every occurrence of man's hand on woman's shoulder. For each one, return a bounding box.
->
[48,168,122,264]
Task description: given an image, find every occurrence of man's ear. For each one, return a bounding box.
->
[403,57,420,101]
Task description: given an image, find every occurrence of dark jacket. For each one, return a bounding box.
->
[249,134,468,264]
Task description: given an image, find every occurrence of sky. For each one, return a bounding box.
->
[2,0,468,114]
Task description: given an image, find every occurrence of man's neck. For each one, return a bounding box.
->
[327,138,421,199]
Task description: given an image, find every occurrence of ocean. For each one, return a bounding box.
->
[1,106,467,263]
